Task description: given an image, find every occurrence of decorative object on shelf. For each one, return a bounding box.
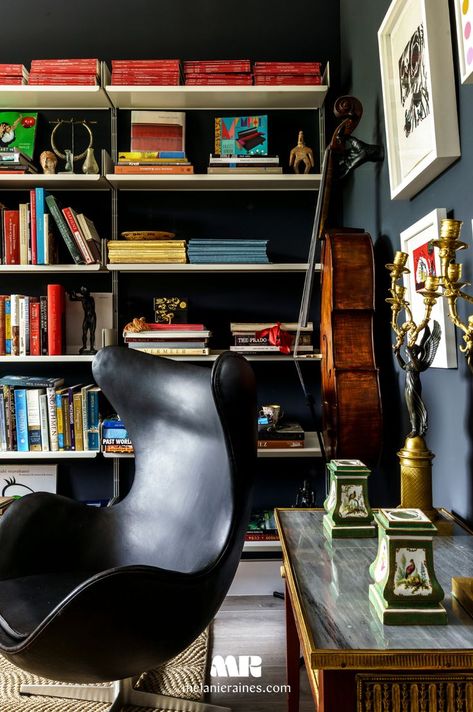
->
[258,404,283,430]
[121,231,176,241]
[50,118,96,174]
[453,0,473,84]
[369,508,446,625]
[39,150,57,174]
[289,130,314,174]
[400,209,457,368]
[67,286,97,355]
[82,147,99,175]
[154,297,188,324]
[386,250,441,517]
[294,479,315,507]
[378,0,460,199]
[323,459,375,539]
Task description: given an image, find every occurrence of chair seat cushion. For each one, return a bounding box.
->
[0,572,94,643]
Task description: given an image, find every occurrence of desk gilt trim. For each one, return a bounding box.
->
[357,673,473,712]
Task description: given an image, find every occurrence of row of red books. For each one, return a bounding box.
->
[0,64,29,85]
[0,287,65,357]
[111,59,182,86]
[183,59,323,86]
[0,60,100,86]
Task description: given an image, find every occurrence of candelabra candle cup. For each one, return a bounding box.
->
[423,276,440,295]
[394,251,409,267]
[447,263,462,282]
[440,218,463,239]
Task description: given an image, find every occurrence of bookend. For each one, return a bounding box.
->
[21,676,230,711]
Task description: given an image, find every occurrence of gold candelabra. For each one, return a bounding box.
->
[386,252,443,517]
[432,218,473,373]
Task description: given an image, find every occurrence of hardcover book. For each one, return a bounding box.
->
[0,112,38,159]
[154,296,188,324]
[130,111,186,153]
[215,115,268,156]
[0,464,57,496]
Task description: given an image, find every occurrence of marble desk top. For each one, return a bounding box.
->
[276,508,473,670]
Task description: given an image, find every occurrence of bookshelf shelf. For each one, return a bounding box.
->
[0,355,95,363]
[106,173,321,191]
[105,84,329,111]
[0,85,111,110]
[106,262,322,273]
[0,174,110,190]
[0,451,98,459]
[243,540,281,552]
[138,350,322,362]
[0,264,106,273]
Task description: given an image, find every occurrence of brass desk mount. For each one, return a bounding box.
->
[386,252,442,518]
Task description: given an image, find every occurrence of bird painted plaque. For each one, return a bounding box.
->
[369,508,447,625]
[323,459,376,539]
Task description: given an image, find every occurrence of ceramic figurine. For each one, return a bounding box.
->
[39,150,57,175]
[289,130,315,174]
[82,147,99,175]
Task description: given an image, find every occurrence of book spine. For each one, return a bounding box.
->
[26,389,42,451]
[61,207,94,263]
[39,393,50,451]
[10,294,20,356]
[45,195,84,265]
[43,213,50,265]
[61,394,72,450]
[73,392,84,451]
[215,118,221,155]
[29,189,37,264]
[81,386,89,451]
[55,392,65,450]
[4,299,11,354]
[35,187,46,264]
[29,300,41,355]
[0,297,5,355]
[257,439,305,449]
[14,389,29,452]
[4,386,16,450]
[135,347,210,355]
[0,391,6,451]
[113,165,194,174]
[18,296,27,356]
[19,203,29,264]
[46,387,59,451]
[40,296,48,355]
[4,210,20,264]
[47,284,64,355]
[87,389,100,451]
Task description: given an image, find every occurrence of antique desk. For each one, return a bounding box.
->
[275,508,473,712]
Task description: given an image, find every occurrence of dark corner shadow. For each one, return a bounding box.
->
[371,98,403,507]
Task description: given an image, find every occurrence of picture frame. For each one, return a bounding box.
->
[400,208,457,368]
[453,0,473,84]
[378,0,460,200]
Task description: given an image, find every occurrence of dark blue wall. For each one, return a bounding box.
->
[340,0,473,519]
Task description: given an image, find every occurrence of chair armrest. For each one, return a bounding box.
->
[0,492,100,579]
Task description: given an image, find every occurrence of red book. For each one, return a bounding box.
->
[125,323,205,331]
[61,207,95,264]
[29,189,37,265]
[29,299,41,356]
[253,62,322,74]
[0,296,6,356]
[29,75,98,85]
[183,61,251,73]
[30,59,100,74]
[112,78,181,86]
[254,75,323,85]
[0,63,27,75]
[111,59,181,69]
[114,164,193,174]
[47,284,65,355]
[0,77,26,85]
[3,210,20,264]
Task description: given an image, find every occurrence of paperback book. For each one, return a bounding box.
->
[215,115,268,156]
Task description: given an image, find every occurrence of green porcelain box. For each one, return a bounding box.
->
[323,459,376,539]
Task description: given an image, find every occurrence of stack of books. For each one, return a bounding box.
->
[187,239,269,264]
[28,58,100,85]
[258,421,305,449]
[114,150,193,175]
[245,510,279,541]
[101,416,134,454]
[183,60,252,85]
[123,322,211,356]
[207,154,282,175]
[0,149,37,174]
[0,376,102,452]
[0,286,66,356]
[107,239,187,264]
[253,61,323,85]
[0,64,29,85]
[110,59,182,85]
[229,321,314,355]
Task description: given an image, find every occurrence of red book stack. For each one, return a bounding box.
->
[28,59,100,85]
[0,64,29,85]
[47,284,65,355]
[111,60,182,86]
[183,60,253,85]
[253,61,323,86]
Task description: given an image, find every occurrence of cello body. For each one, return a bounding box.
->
[320,228,382,466]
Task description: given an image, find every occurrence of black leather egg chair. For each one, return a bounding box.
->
[0,347,257,711]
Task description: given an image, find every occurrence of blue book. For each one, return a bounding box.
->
[55,392,65,450]
[5,298,11,354]
[35,187,49,265]
[87,387,101,451]
[14,389,29,452]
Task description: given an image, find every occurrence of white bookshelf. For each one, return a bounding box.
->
[106,263,322,273]
[0,85,111,110]
[0,451,98,459]
[0,355,95,363]
[106,173,321,191]
[243,540,281,552]
[140,350,322,362]
[0,264,105,273]
[0,174,110,189]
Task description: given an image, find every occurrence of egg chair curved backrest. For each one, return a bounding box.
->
[0,348,257,712]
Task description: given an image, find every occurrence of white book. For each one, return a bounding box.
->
[0,392,6,451]
[18,296,27,356]
[25,389,44,452]
[19,203,29,265]
[39,393,50,451]
[10,294,21,356]
[46,387,58,451]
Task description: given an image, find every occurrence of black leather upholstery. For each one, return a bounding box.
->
[0,348,257,682]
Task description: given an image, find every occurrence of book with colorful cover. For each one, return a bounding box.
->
[0,112,38,159]
[215,115,268,156]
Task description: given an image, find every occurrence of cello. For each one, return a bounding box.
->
[296,96,383,467]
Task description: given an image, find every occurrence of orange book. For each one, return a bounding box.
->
[113,164,194,174]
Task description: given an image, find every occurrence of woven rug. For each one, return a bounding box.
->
[0,628,209,712]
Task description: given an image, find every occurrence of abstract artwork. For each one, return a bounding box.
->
[454,0,473,83]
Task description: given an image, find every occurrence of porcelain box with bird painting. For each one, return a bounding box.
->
[369,508,447,625]
[322,459,376,539]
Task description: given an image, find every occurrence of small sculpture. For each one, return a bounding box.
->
[64,149,74,173]
[39,150,57,174]
[68,286,97,354]
[82,147,99,175]
[294,479,315,508]
[289,130,314,174]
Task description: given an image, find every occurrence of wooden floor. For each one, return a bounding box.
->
[209,595,314,711]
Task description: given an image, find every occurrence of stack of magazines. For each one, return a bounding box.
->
[187,239,269,264]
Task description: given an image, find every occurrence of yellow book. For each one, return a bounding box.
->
[73,392,84,451]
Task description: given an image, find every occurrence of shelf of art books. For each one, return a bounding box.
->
[106,173,322,191]
[105,83,329,111]
[0,355,95,363]
[0,451,98,459]
[0,264,106,273]
[106,263,322,273]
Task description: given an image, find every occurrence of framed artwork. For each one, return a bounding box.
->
[454,0,473,83]
[400,209,457,368]
[378,0,460,200]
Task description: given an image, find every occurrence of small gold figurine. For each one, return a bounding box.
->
[289,130,315,174]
